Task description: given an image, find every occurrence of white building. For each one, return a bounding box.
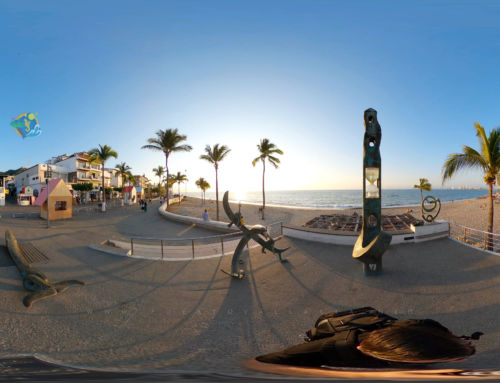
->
[105,168,127,188]
[14,163,68,197]
[49,153,107,187]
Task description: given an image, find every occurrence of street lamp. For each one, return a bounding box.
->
[45,164,53,228]
[352,108,392,276]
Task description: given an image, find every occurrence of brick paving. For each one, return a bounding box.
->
[0,200,498,375]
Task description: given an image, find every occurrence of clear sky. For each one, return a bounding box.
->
[1,0,499,192]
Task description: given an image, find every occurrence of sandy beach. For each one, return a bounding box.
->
[169,195,500,233]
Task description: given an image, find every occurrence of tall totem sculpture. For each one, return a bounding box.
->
[352,109,392,276]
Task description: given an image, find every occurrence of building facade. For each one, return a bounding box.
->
[49,153,112,189]
[14,163,68,197]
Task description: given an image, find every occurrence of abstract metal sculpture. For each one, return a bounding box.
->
[5,230,84,307]
[352,109,392,275]
[222,191,289,279]
[421,195,441,223]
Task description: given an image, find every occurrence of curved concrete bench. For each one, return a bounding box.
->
[282,220,449,245]
[157,201,239,234]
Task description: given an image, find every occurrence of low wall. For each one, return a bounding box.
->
[411,220,450,242]
[158,200,238,233]
[283,221,449,246]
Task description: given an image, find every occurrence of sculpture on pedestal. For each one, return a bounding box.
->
[5,230,84,307]
[222,191,289,279]
[421,196,441,223]
[352,109,392,275]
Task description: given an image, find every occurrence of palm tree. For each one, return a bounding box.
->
[200,144,231,220]
[252,138,283,219]
[442,122,500,249]
[164,174,176,194]
[126,173,136,186]
[172,171,188,204]
[413,178,432,216]
[115,162,132,188]
[88,144,118,204]
[141,129,192,209]
[152,166,165,196]
[195,177,210,204]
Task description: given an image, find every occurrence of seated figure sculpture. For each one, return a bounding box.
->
[256,307,482,368]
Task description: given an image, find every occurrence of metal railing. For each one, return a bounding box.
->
[72,200,141,214]
[124,221,284,260]
[449,222,500,253]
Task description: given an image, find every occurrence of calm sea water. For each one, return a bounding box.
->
[186,189,488,209]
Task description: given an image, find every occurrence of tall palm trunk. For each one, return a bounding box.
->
[178,182,181,205]
[215,166,219,221]
[261,158,266,220]
[122,175,125,200]
[165,154,170,209]
[487,183,494,250]
[420,189,423,217]
[102,162,106,203]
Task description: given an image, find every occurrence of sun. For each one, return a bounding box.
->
[230,188,248,203]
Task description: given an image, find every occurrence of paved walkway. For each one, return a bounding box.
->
[0,202,499,377]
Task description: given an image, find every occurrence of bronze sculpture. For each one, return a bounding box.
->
[421,195,441,223]
[4,230,84,307]
[352,109,392,275]
[222,191,289,279]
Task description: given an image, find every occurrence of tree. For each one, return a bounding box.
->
[172,171,188,204]
[252,138,284,219]
[88,144,118,204]
[152,166,165,196]
[413,178,432,216]
[127,173,136,185]
[442,122,500,249]
[162,174,176,197]
[115,162,133,199]
[195,177,210,204]
[200,144,231,221]
[141,129,192,209]
[71,183,93,192]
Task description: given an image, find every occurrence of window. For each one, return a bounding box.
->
[55,201,67,211]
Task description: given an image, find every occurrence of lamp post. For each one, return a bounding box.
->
[352,108,392,275]
[184,169,187,198]
[45,164,53,228]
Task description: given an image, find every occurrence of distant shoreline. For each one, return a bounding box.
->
[172,193,498,233]
[185,193,489,211]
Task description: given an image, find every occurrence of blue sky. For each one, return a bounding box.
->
[1,0,500,192]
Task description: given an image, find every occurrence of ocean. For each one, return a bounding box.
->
[186,189,489,210]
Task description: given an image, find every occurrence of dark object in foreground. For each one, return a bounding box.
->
[221,191,289,279]
[4,230,84,307]
[257,307,480,368]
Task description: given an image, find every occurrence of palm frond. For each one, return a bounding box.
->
[442,150,486,182]
[141,144,163,151]
[200,154,215,164]
[251,157,262,167]
[475,122,490,162]
[171,144,193,153]
[200,144,231,165]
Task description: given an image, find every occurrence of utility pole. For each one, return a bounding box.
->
[46,163,52,228]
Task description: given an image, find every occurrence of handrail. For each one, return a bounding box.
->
[449,222,500,253]
[128,231,242,242]
[118,220,284,260]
